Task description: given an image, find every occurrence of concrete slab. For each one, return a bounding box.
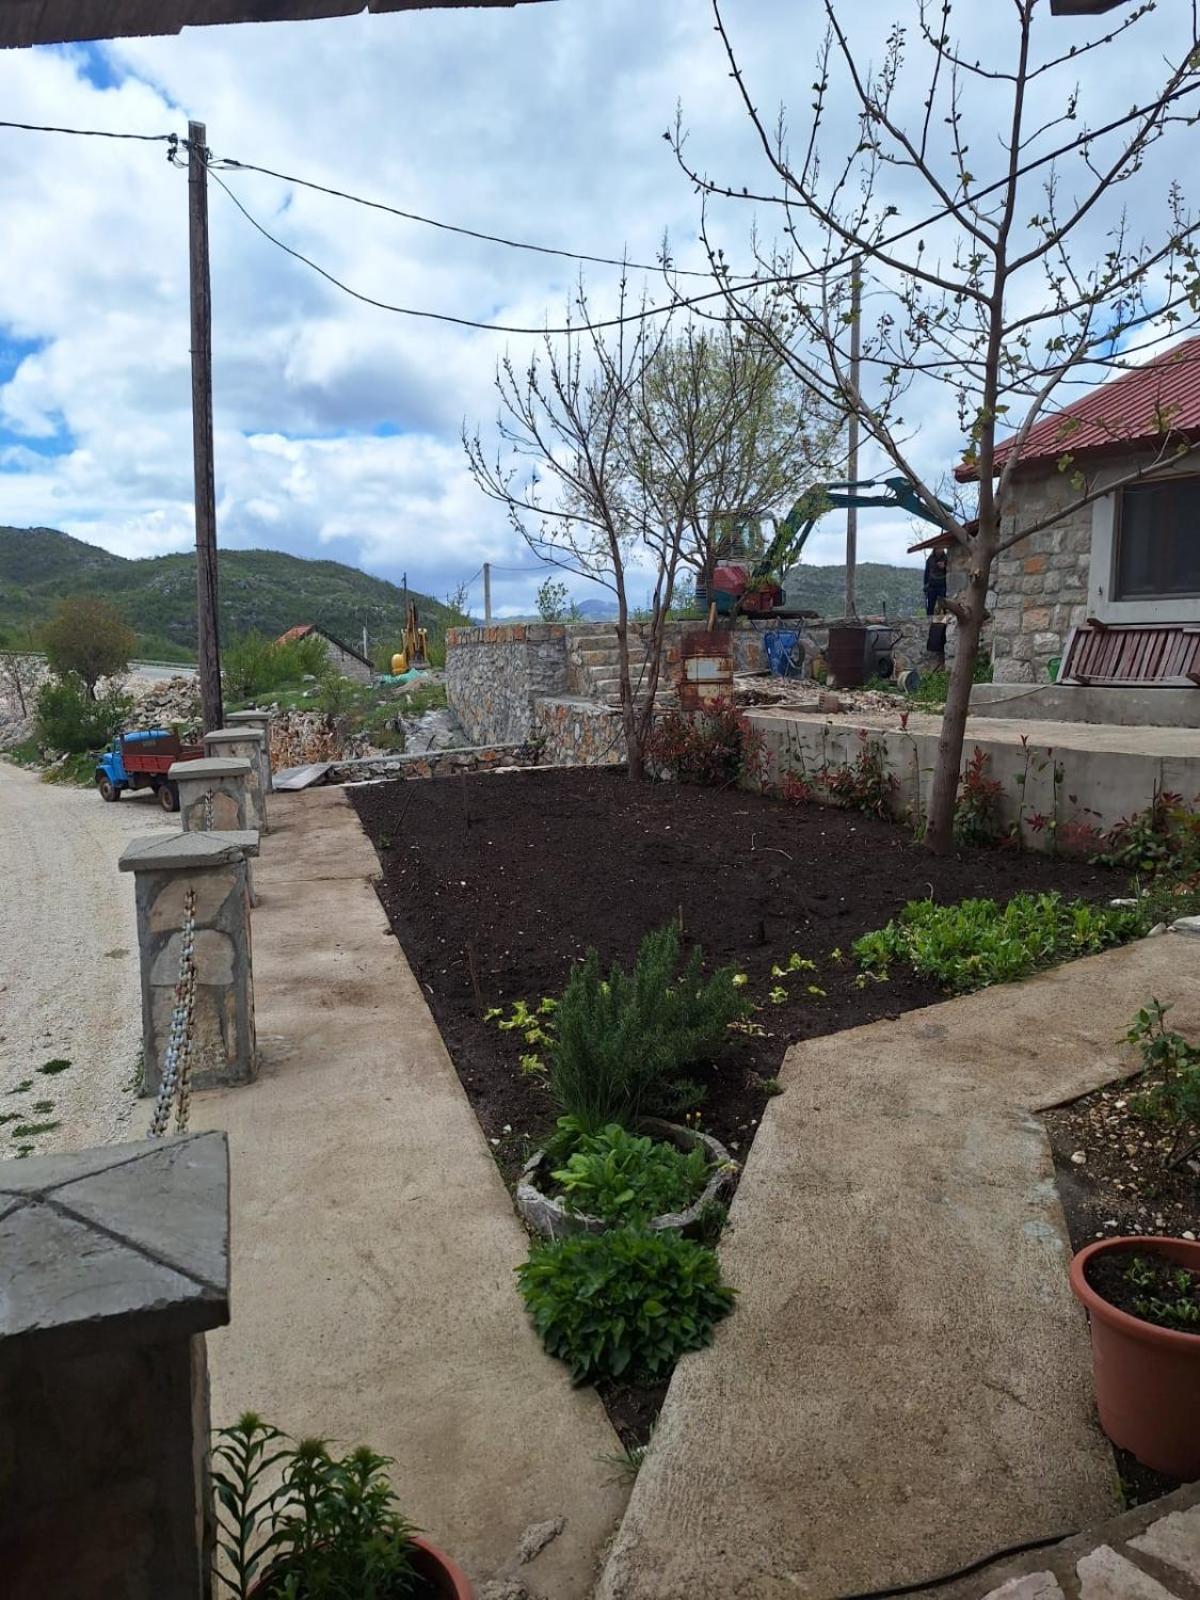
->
[186,788,626,1597]
[598,937,1200,1600]
[118,831,253,872]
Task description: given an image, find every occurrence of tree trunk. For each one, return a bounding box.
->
[614,605,642,781]
[923,563,990,854]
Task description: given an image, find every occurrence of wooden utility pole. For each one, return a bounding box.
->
[844,256,862,620]
[189,120,223,733]
[483,562,492,623]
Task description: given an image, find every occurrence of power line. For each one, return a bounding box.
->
[212,155,741,282]
[0,118,176,142]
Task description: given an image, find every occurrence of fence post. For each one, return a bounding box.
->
[223,710,273,794]
[170,757,253,833]
[0,1131,230,1600]
[202,729,267,832]
[120,832,259,1096]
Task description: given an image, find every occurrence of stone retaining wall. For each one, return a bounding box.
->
[446,623,567,743]
[327,742,539,783]
[534,697,627,765]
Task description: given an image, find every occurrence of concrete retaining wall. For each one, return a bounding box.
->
[972,681,1200,728]
[747,709,1198,851]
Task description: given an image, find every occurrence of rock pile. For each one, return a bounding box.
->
[269,709,374,770]
[125,676,202,734]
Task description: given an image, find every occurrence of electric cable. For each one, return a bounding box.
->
[831,1529,1074,1600]
[0,118,175,141]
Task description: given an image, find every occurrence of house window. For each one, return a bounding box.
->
[1114,476,1200,600]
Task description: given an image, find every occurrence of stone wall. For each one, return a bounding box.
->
[534,697,627,765]
[326,742,541,783]
[446,624,568,742]
[324,635,373,684]
[991,466,1091,683]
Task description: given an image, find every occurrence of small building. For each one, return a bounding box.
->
[275,624,373,684]
[967,335,1200,685]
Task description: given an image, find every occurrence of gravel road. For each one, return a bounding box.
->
[0,761,167,1157]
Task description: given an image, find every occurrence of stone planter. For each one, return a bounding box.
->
[516,1117,736,1241]
[248,1535,472,1599]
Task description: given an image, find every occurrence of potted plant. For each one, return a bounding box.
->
[1070,1237,1200,1480]
[212,1413,473,1599]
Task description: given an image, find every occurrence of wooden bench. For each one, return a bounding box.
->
[1058,621,1200,687]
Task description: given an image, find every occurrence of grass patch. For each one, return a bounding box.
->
[11,1119,61,1138]
[42,751,101,786]
[38,1058,72,1075]
[7,1079,33,1095]
[1,736,44,766]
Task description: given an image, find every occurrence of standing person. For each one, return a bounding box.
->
[923,546,949,615]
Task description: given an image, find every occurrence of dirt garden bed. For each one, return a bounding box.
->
[351,767,1119,1172]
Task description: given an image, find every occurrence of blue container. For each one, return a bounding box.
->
[764,630,802,678]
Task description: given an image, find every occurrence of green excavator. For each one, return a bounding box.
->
[697,476,953,617]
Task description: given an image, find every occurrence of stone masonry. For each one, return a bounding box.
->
[203,728,267,832]
[170,757,253,834]
[223,710,273,793]
[446,623,568,743]
[0,1132,230,1600]
[119,831,258,1095]
[991,466,1092,684]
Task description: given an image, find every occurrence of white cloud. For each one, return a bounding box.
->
[0,0,1195,611]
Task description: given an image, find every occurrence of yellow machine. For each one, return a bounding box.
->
[391,602,429,674]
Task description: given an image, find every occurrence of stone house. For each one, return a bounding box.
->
[275,623,373,684]
[963,335,1200,684]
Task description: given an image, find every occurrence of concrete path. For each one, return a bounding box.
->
[599,934,1200,1600]
[187,788,626,1598]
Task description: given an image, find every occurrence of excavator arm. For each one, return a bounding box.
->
[753,478,954,581]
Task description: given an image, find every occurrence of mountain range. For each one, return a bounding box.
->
[0,527,455,659]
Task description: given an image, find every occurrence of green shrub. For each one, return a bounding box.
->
[1094,792,1200,880]
[222,630,329,701]
[1125,999,1200,1170]
[549,924,748,1132]
[35,677,130,754]
[820,729,898,818]
[516,1227,735,1381]
[854,892,1143,994]
[551,1122,711,1225]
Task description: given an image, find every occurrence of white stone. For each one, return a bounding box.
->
[1076,1545,1179,1598]
[1130,1504,1200,1583]
[1171,916,1200,937]
[980,1575,1064,1600]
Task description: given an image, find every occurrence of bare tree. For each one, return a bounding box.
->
[0,628,42,720]
[466,284,825,779]
[677,0,1200,851]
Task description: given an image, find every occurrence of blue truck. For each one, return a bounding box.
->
[95,729,203,811]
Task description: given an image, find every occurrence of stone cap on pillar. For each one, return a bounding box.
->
[118,830,260,873]
[205,727,264,747]
[168,757,252,781]
[0,1132,230,1358]
[225,710,271,725]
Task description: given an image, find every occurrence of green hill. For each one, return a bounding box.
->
[782,561,924,617]
[0,527,456,659]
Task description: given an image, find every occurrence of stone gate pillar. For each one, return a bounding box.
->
[0,1131,230,1600]
[203,728,267,832]
[224,709,273,794]
[169,757,253,833]
[120,832,259,1096]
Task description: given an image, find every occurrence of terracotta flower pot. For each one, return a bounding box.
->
[248,1535,472,1600]
[1070,1235,1200,1480]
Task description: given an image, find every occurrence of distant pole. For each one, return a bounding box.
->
[483,562,492,624]
[188,119,223,732]
[362,621,369,660]
[845,255,862,620]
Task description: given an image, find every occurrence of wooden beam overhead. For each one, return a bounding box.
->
[0,0,549,49]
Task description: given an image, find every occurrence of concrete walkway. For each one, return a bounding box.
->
[187,788,626,1597]
[599,934,1200,1600]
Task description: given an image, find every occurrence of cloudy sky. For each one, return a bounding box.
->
[0,0,1194,617]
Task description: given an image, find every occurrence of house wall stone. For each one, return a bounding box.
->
[323,636,373,684]
[991,467,1094,683]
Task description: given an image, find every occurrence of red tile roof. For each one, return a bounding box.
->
[275,624,316,647]
[957,335,1200,480]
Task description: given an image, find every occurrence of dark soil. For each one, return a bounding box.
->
[1085,1246,1200,1330]
[350,767,1122,1451]
[351,767,1117,1173]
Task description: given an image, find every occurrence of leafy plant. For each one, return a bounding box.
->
[222,631,330,702]
[1094,792,1200,880]
[36,678,131,754]
[820,730,897,819]
[854,892,1143,995]
[954,746,1004,846]
[516,1226,735,1382]
[212,1414,418,1600]
[1124,999,1200,1170]
[41,595,136,698]
[551,1123,711,1225]
[548,924,747,1133]
[646,700,765,787]
[1122,1255,1200,1333]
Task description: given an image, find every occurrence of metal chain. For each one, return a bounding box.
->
[203,787,214,830]
[149,887,197,1138]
